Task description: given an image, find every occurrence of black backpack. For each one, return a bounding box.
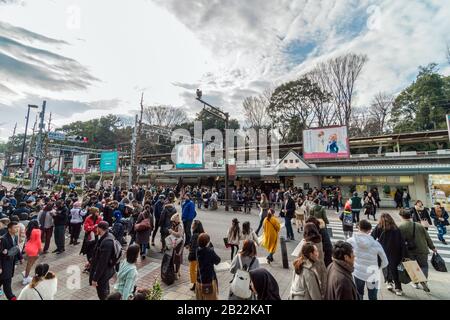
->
[161,252,175,285]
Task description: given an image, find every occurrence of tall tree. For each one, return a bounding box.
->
[309,53,368,126]
[391,63,450,132]
[268,76,329,142]
[242,89,272,130]
[369,92,394,134]
[143,105,188,129]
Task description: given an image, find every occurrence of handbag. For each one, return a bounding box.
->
[223,237,231,248]
[197,264,213,295]
[135,218,151,232]
[431,252,448,272]
[7,245,20,257]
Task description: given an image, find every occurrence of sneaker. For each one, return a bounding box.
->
[22,276,32,286]
[386,283,394,291]
[394,289,403,296]
[441,239,448,245]
[411,283,420,289]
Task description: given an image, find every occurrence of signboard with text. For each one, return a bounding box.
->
[100,151,118,173]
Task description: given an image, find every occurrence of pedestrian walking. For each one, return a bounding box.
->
[281,192,295,241]
[0,221,23,300]
[229,239,260,300]
[339,202,354,239]
[290,242,324,300]
[188,220,204,291]
[18,263,57,300]
[181,193,196,247]
[398,209,436,292]
[430,202,449,245]
[37,203,54,254]
[363,192,377,221]
[135,204,153,260]
[241,221,258,244]
[114,244,139,300]
[325,241,359,300]
[69,201,86,245]
[350,192,362,223]
[411,200,432,230]
[196,233,221,300]
[227,218,242,260]
[347,220,388,300]
[52,200,68,254]
[89,221,116,300]
[255,194,269,236]
[151,195,165,246]
[22,222,42,285]
[169,213,184,279]
[371,213,406,296]
[261,208,280,264]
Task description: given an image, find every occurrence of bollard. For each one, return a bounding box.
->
[280,236,289,269]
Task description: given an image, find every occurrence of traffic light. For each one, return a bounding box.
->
[68,135,89,143]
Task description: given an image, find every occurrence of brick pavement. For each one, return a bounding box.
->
[1,206,449,300]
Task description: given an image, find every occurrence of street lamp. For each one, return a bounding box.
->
[196,90,231,211]
[20,104,38,170]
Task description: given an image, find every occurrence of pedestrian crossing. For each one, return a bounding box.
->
[325,220,450,263]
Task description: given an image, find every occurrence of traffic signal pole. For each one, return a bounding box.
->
[31,101,46,190]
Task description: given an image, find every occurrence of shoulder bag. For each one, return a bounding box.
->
[197,260,213,295]
[33,287,44,300]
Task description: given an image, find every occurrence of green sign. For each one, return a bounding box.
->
[100,151,118,173]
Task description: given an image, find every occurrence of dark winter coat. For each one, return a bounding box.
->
[135,212,153,245]
[89,231,116,284]
[282,198,296,219]
[319,228,333,267]
[371,226,406,268]
[53,205,69,226]
[196,246,221,284]
[159,204,177,236]
[325,260,359,300]
[0,233,23,280]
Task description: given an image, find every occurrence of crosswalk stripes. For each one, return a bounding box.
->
[325,221,450,263]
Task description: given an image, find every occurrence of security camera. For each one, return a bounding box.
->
[196,89,202,99]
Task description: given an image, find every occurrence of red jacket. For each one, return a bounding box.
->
[84,215,103,240]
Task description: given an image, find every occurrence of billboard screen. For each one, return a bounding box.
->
[446,115,450,142]
[72,154,88,174]
[176,143,204,169]
[100,151,119,172]
[303,126,350,159]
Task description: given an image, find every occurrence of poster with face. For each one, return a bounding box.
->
[303,126,350,159]
[72,154,88,174]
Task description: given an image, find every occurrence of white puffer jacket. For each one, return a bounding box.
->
[347,232,388,282]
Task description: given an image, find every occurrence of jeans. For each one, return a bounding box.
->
[285,217,294,240]
[54,225,65,251]
[409,254,429,278]
[437,224,447,242]
[352,210,360,223]
[354,277,378,300]
[140,243,148,256]
[41,227,53,252]
[183,219,193,246]
[0,278,14,300]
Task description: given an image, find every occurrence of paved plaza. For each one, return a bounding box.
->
[2,202,449,301]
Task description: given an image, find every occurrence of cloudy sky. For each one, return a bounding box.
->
[1,0,449,141]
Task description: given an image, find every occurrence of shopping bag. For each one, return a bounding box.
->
[223,237,231,248]
[402,260,427,283]
[431,252,448,272]
[397,262,411,284]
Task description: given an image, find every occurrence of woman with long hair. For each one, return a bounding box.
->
[18,264,57,300]
[22,220,42,285]
[169,213,184,280]
[227,218,242,260]
[290,242,324,300]
[371,213,406,296]
[241,221,258,244]
[261,208,280,264]
[188,220,205,291]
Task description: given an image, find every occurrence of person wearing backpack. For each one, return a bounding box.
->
[398,209,436,292]
[89,221,117,300]
[310,198,329,226]
[339,202,354,239]
[229,239,260,300]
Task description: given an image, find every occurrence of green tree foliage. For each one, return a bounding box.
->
[391,63,450,132]
[268,76,331,142]
[59,114,132,150]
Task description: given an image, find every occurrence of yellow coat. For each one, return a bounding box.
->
[261,216,281,254]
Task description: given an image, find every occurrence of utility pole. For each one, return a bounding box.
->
[129,114,138,188]
[4,123,17,179]
[31,101,46,190]
[132,92,144,186]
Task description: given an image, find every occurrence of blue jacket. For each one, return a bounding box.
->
[182,200,196,221]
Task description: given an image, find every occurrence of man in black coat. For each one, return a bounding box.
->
[0,221,23,300]
[151,195,165,246]
[53,199,69,254]
[89,221,116,300]
[281,192,296,241]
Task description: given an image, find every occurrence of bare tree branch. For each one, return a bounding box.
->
[369,92,394,134]
[143,105,188,128]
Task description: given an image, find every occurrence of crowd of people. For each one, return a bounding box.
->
[0,182,448,300]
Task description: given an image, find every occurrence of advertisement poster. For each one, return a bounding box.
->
[100,151,119,172]
[72,154,88,174]
[47,157,64,175]
[446,114,450,142]
[303,126,350,159]
[176,143,204,169]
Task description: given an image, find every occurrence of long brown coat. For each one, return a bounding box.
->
[325,260,359,300]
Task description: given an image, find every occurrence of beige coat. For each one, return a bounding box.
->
[290,260,323,300]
